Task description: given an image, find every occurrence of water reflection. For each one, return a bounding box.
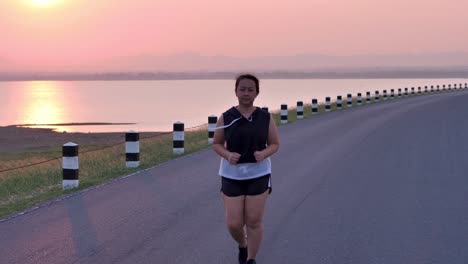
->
[17,81,67,131]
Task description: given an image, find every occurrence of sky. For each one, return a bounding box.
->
[0,0,467,71]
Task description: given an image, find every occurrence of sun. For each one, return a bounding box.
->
[26,0,62,8]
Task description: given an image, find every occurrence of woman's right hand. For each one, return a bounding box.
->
[226,152,241,164]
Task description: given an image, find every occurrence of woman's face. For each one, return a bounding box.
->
[236,78,258,106]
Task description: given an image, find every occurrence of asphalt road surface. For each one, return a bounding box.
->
[1,91,467,264]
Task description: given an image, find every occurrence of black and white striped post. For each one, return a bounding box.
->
[431,85,434,93]
[325,97,331,112]
[173,122,184,155]
[418,87,421,94]
[281,104,288,124]
[375,91,380,102]
[347,94,352,108]
[390,89,394,99]
[448,84,451,91]
[366,92,371,104]
[411,87,415,96]
[125,131,140,168]
[404,88,408,97]
[312,99,318,114]
[336,96,342,109]
[424,86,428,93]
[437,85,440,92]
[261,106,269,112]
[383,90,387,100]
[443,85,446,91]
[62,142,79,190]
[297,101,304,119]
[398,88,402,97]
[454,84,457,90]
[357,93,362,105]
[208,115,217,144]
[465,83,467,89]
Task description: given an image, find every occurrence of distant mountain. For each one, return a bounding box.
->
[1,52,468,80]
[2,67,468,81]
[84,52,468,72]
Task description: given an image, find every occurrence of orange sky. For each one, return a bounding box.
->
[0,0,467,70]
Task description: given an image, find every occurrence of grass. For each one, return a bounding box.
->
[0,87,464,218]
[0,129,208,218]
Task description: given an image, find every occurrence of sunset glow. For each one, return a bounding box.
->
[0,0,467,72]
[26,0,62,8]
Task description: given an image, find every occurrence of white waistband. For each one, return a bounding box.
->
[219,158,271,180]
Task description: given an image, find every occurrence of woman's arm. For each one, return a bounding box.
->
[212,115,241,164]
[254,114,280,162]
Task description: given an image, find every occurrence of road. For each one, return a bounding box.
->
[1,91,467,264]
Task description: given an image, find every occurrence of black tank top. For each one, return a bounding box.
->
[223,106,270,164]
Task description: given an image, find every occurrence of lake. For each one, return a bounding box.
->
[1,78,466,132]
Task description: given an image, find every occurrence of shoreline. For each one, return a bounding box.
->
[14,122,136,127]
[0,126,163,153]
[1,70,468,82]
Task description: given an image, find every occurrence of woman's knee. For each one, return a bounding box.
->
[245,217,262,229]
[226,217,244,231]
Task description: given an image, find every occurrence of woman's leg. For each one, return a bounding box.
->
[244,190,269,260]
[223,194,248,247]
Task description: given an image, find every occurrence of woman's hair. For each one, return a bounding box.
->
[235,74,260,94]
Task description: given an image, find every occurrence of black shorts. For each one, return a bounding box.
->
[221,174,271,197]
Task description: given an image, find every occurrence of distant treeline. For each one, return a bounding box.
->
[1,68,468,81]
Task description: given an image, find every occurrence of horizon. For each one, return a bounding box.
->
[2,67,468,82]
[3,52,468,75]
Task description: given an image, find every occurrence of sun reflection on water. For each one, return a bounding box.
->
[18,81,67,131]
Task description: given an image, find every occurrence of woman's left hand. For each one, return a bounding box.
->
[254,151,265,162]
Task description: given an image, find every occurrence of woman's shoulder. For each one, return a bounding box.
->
[255,107,271,119]
[222,106,241,123]
[223,106,240,117]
